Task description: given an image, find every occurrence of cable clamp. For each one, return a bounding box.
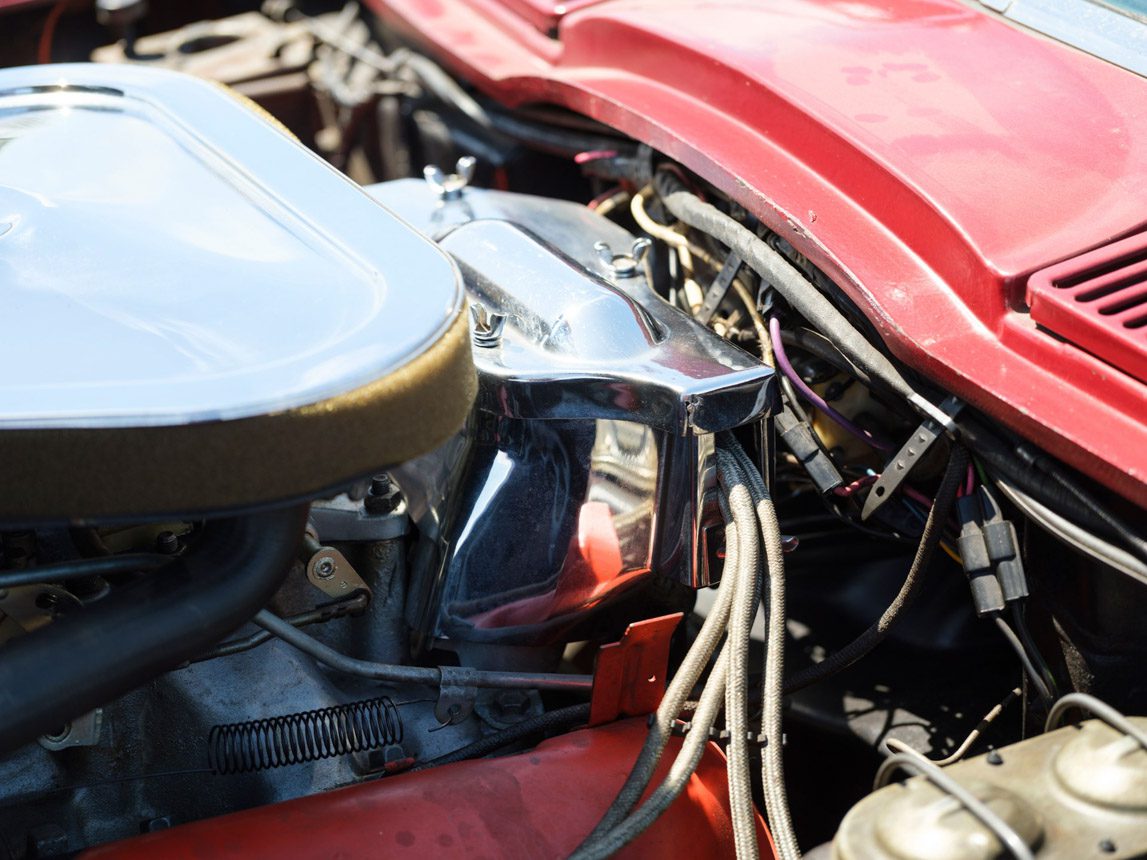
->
[671,720,769,747]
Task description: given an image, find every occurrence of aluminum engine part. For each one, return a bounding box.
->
[833,715,1147,859]
[368,178,776,646]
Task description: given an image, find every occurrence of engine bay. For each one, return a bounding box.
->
[0,3,1146,858]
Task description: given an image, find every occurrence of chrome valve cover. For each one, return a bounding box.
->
[371,179,776,646]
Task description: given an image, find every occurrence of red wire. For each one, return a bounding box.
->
[832,474,878,497]
[587,185,625,211]
[573,149,619,165]
[37,0,68,65]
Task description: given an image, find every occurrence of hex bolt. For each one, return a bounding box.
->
[495,689,531,717]
[986,749,1004,766]
[156,531,180,555]
[365,474,400,515]
[314,556,337,580]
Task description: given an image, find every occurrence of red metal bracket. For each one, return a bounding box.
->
[589,612,683,727]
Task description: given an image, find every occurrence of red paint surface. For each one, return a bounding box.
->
[589,612,681,726]
[490,0,613,34]
[84,719,775,859]
[1027,233,1147,385]
[366,0,1147,505]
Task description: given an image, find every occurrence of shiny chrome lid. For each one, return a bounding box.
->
[0,64,464,429]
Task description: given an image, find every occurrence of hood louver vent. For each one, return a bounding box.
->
[1026,233,1147,384]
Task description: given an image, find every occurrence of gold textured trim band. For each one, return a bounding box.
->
[0,310,476,521]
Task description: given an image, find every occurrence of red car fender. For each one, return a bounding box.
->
[84,718,775,859]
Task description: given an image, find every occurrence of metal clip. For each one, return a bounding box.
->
[435,666,479,726]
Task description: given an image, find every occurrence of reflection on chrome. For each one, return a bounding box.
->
[384,178,775,648]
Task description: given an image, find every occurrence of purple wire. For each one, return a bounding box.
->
[769,317,894,451]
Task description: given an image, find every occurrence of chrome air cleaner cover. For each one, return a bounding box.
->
[0,65,474,521]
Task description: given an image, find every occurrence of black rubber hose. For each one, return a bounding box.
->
[0,505,307,753]
[0,553,172,589]
[783,446,969,694]
[1015,442,1147,563]
[412,703,592,771]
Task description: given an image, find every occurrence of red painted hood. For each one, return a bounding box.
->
[368,0,1147,505]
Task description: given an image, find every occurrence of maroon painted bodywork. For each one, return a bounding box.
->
[86,719,774,859]
[366,0,1147,505]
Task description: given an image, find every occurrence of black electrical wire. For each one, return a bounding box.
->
[780,328,875,391]
[0,553,173,589]
[572,443,765,860]
[1010,604,1057,699]
[783,445,969,694]
[960,416,1146,565]
[411,703,592,771]
[993,476,1147,582]
[486,106,637,158]
[573,495,740,849]
[886,686,1023,767]
[1014,442,1147,564]
[993,617,1053,703]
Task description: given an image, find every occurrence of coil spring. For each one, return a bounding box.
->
[208,696,402,775]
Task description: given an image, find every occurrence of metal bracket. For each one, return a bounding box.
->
[40,709,103,750]
[589,613,683,727]
[305,546,372,601]
[861,395,964,521]
[435,666,479,726]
